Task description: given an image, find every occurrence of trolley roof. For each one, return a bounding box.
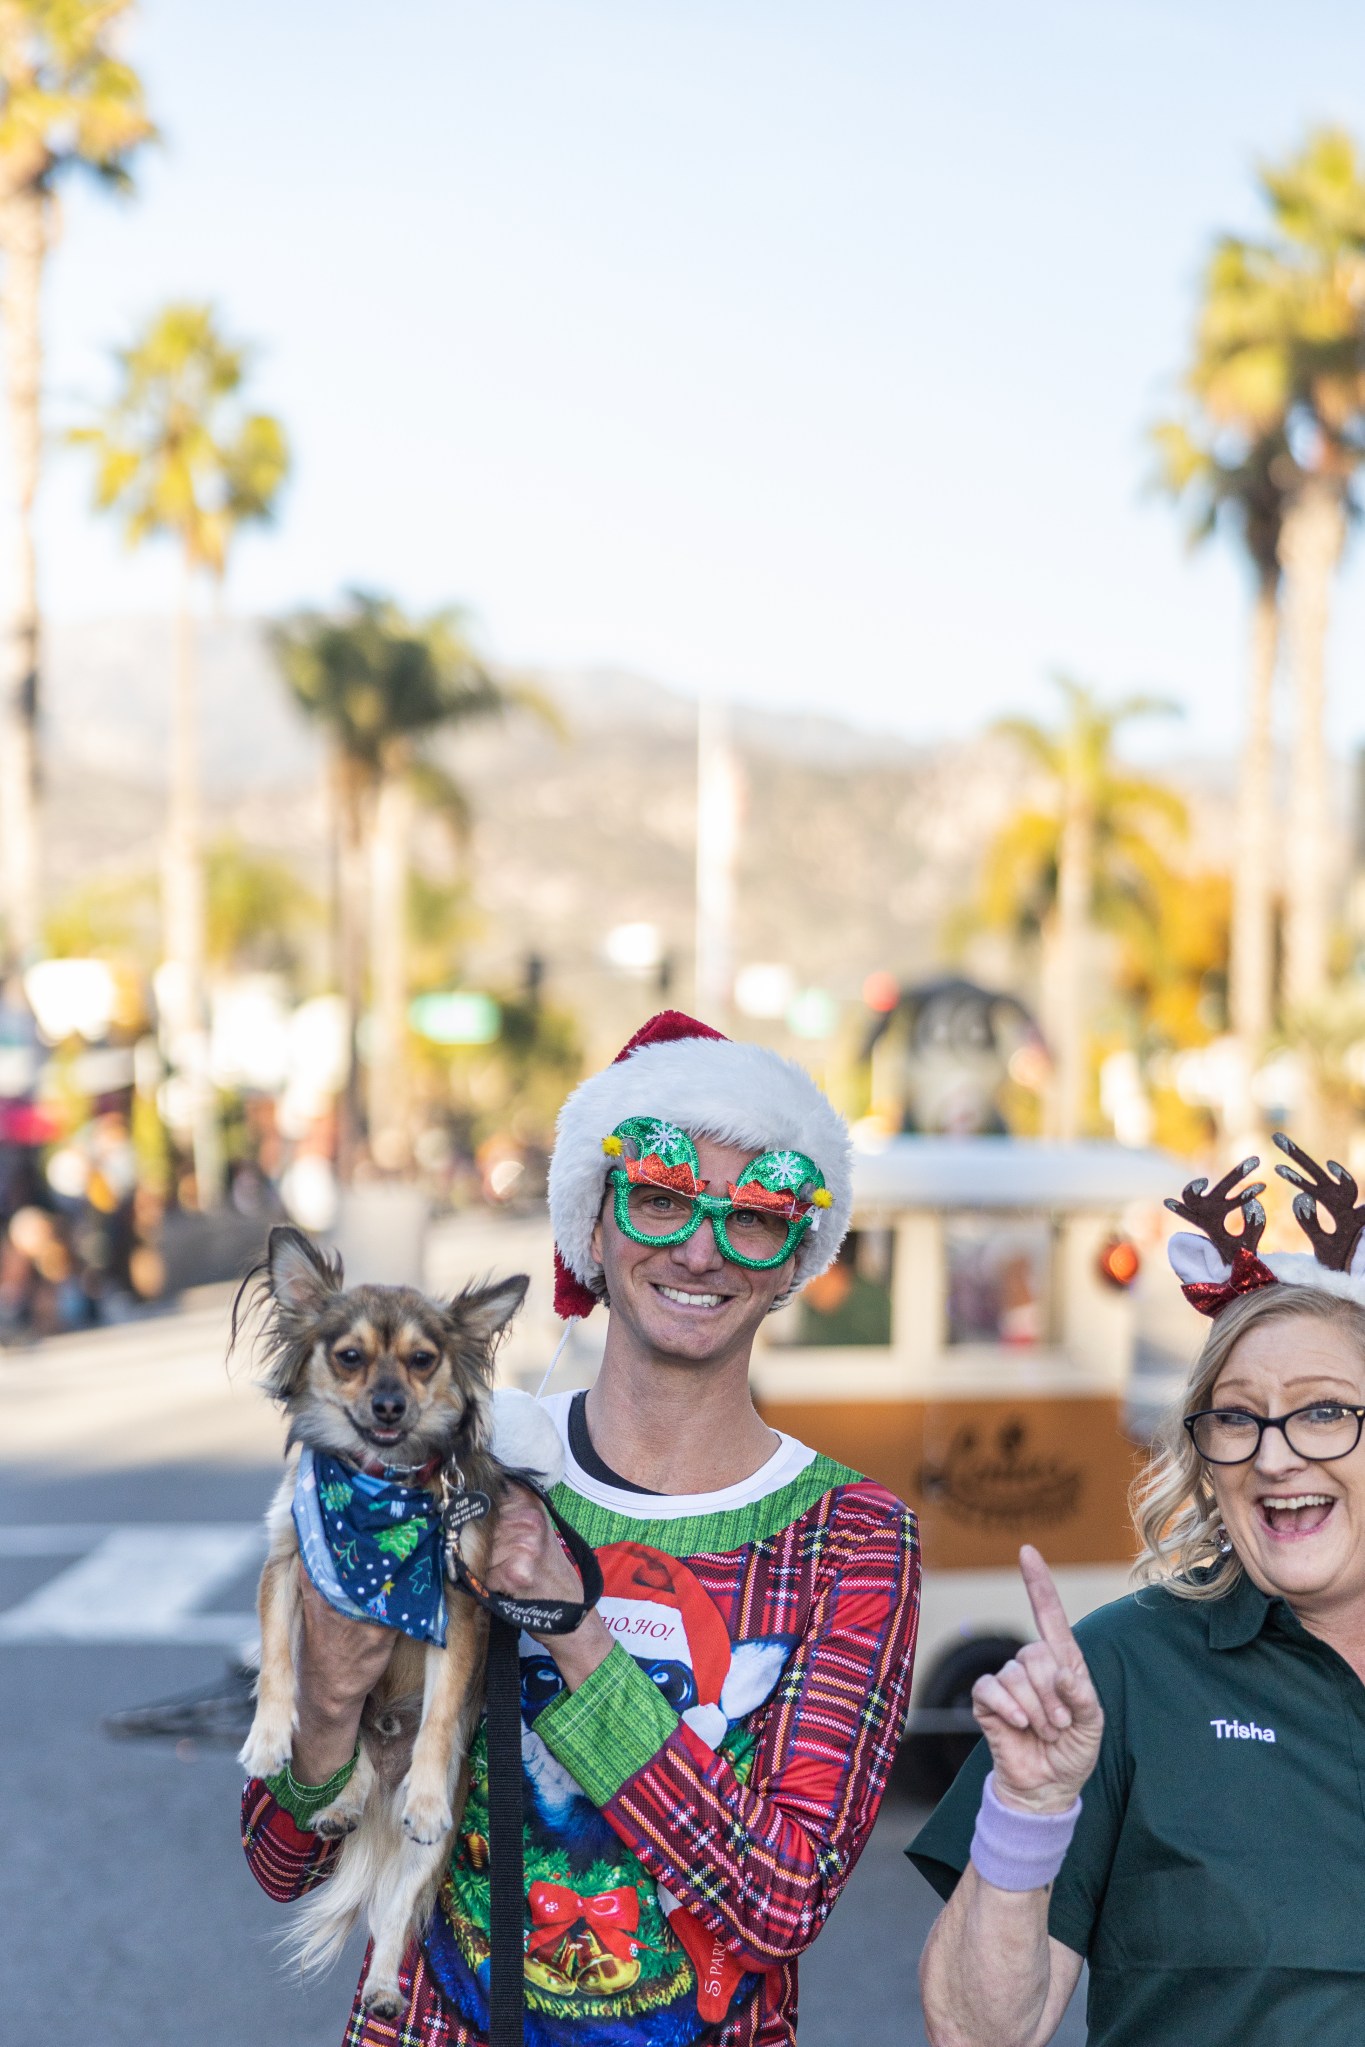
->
[850,1136,1177,1212]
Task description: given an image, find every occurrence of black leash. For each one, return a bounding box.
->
[483,1617,526,2047]
[443,1476,603,2047]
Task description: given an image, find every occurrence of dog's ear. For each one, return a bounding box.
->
[450,1273,530,1349]
[268,1225,342,1315]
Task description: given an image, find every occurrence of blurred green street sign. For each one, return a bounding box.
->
[408,992,501,1045]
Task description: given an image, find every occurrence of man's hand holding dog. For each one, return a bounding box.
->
[293,1574,397,1782]
[486,1486,614,1689]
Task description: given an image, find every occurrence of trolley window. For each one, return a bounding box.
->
[788,1228,893,1347]
[944,1215,1051,1346]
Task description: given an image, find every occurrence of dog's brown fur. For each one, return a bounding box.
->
[236,1225,528,2016]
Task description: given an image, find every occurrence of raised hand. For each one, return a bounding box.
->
[970,1545,1104,1815]
[485,1484,588,1609]
[486,1484,614,1689]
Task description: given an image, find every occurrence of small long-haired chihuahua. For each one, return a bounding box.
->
[236,1223,529,2017]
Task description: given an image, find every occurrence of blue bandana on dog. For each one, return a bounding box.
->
[293,1445,448,1646]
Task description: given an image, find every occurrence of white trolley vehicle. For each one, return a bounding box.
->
[750,1135,1177,1790]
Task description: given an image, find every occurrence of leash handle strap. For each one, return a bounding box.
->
[463,1483,603,2046]
[451,1484,604,1636]
[485,1615,525,2047]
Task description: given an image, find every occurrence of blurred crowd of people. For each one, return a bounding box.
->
[0,1109,158,1340]
[0,1087,554,1346]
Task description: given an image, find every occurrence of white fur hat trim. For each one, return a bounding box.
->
[1168,1233,1365,1306]
[549,1034,853,1305]
[1262,1251,1365,1305]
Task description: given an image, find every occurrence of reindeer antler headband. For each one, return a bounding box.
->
[1167,1134,1365,1317]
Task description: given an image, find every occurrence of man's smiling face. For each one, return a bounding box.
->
[590,1134,795,1369]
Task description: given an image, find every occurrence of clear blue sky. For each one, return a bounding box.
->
[31,0,1365,757]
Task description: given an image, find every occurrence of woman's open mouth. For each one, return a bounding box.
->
[1257,1493,1337,1538]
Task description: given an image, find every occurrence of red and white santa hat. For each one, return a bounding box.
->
[548,1009,853,1318]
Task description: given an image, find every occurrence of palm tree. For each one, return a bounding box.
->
[69,302,289,1203]
[204,837,319,977]
[1190,132,1365,1028]
[1262,135,1365,1025]
[272,591,552,1174]
[1151,420,1294,1133]
[0,0,154,960]
[985,679,1184,1140]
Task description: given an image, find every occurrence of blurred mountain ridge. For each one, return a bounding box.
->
[45,617,319,794]
[42,617,936,791]
[39,617,1293,1052]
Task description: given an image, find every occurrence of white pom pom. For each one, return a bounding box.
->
[490,1386,565,1488]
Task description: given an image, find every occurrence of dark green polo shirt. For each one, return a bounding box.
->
[908,1574,1365,2045]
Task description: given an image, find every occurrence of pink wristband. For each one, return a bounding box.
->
[969,1770,1081,1892]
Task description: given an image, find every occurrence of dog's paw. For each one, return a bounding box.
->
[238,1728,293,1779]
[401,1790,453,1847]
[312,1808,362,1839]
[311,1771,371,1838]
[361,1981,405,2019]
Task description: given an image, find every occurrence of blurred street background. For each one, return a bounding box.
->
[1,0,1365,2040]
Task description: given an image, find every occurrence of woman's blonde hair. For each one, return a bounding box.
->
[1130,1283,1365,1601]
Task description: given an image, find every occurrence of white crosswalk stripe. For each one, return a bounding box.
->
[0,1525,107,1555]
[0,1523,262,1645]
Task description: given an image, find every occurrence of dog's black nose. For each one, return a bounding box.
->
[370,1384,408,1427]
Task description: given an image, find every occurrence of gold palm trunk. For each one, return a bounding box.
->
[1225,573,1279,1136]
[367,763,414,1170]
[1280,478,1344,1016]
[0,183,47,960]
[160,578,221,1205]
[1046,789,1093,1141]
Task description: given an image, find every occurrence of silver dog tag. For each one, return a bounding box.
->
[443,1488,492,1577]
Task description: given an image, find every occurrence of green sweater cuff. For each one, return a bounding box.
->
[265,1747,359,1830]
[535,1642,678,1805]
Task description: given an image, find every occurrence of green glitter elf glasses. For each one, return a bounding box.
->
[601,1116,832,1270]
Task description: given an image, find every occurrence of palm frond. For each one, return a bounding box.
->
[66,300,287,568]
[0,1,155,198]
[992,715,1059,773]
[269,591,554,773]
[406,756,473,847]
[1102,773,1188,837]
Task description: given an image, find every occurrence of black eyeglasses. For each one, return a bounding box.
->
[1184,1402,1365,1466]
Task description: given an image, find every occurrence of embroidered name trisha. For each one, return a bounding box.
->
[1210,1717,1276,1742]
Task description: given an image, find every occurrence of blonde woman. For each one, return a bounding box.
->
[910,1138,1365,2047]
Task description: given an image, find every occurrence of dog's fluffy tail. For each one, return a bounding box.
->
[280,1794,444,1978]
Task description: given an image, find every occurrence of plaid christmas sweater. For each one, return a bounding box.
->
[242,1390,920,2045]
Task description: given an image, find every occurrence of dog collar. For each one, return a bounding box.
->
[354,1453,443,1484]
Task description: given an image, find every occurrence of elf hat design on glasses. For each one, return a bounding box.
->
[1165,1132,1365,1317]
[548,1009,853,1318]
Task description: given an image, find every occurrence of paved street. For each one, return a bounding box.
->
[0,1278,1088,2046]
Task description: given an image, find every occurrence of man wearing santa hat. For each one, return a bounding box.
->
[244,1011,921,2045]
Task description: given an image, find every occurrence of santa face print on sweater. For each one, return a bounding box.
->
[521,1543,790,1869]
[430,1539,792,2046]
